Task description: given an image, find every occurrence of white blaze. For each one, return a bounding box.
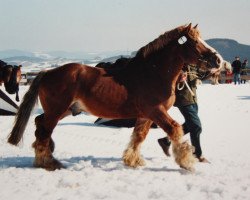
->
[198,37,224,69]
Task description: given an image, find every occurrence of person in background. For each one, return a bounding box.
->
[158,64,212,163]
[240,59,248,84]
[231,56,242,85]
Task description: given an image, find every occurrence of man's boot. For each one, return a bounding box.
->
[158,137,171,157]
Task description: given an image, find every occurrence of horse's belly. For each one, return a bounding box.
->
[74,74,139,118]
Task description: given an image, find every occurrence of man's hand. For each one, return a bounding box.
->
[178,72,187,82]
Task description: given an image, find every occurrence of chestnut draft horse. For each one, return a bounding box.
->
[0,60,22,101]
[8,24,223,171]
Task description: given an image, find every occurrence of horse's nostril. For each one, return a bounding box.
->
[216,58,221,66]
[216,58,221,65]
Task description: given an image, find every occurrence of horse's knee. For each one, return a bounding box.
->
[168,124,183,143]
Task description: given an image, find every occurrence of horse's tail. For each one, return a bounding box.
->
[8,71,46,145]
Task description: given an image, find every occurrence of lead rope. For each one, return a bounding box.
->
[184,80,195,96]
[176,72,198,97]
[176,80,195,96]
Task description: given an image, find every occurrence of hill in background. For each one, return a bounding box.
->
[206,39,250,62]
[1,39,250,67]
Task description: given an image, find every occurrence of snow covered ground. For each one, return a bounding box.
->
[0,83,250,200]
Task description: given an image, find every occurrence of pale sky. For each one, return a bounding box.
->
[0,0,250,52]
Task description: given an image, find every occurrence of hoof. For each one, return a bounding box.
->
[123,156,145,168]
[123,148,145,168]
[172,141,196,171]
[34,157,64,171]
[180,164,195,172]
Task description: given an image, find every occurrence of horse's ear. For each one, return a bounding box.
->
[186,23,192,32]
[193,24,198,29]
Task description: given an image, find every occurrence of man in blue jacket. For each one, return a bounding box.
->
[231,56,242,85]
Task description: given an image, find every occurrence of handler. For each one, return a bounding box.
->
[158,64,212,163]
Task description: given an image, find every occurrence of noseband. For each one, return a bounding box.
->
[198,51,220,68]
[177,35,219,68]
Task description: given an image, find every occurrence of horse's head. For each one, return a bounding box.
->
[3,65,22,84]
[2,65,22,101]
[223,61,232,73]
[177,23,223,70]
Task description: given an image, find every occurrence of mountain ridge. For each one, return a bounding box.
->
[1,38,249,65]
[206,38,250,61]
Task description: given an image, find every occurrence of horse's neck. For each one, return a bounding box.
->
[144,53,184,96]
[149,51,184,82]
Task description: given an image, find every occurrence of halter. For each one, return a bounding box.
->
[177,35,220,68]
[198,51,220,68]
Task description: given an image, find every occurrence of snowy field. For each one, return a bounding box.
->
[0,83,250,200]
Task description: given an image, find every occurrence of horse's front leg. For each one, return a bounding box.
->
[123,118,153,168]
[150,107,196,171]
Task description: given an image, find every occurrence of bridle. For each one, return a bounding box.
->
[177,35,219,68]
[197,51,220,68]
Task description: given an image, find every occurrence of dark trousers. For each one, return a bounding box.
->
[178,103,202,158]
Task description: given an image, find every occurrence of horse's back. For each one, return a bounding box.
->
[40,63,102,86]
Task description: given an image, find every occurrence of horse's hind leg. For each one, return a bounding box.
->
[32,113,63,171]
[123,118,153,168]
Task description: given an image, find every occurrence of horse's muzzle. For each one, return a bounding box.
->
[205,52,223,69]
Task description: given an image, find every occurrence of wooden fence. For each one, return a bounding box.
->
[20,72,40,85]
